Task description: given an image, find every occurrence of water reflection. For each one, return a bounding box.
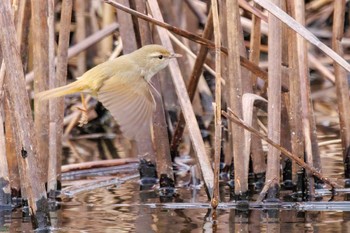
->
[1,144,349,232]
[9,180,342,232]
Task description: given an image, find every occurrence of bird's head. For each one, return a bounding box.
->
[131,44,181,82]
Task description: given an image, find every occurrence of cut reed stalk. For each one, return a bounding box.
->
[47,0,58,196]
[248,3,266,175]
[48,0,73,195]
[210,0,221,208]
[226,0,247,197]
[265,0,282,199]
[31,0,51,185]
[286,0,305,190]
[294,0,320,197]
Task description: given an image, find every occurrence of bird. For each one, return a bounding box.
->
[36,44,181,139]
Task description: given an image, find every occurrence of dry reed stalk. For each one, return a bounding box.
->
[101,4,115,57]
[115,0,138,53]
[286,0,305,189]
[104,0,268,81]
[47,0,57,196]
[26,22,119,84]
[219,0,232,169]
[61,158,138,172]
[1,0,29,194]
[0,0,50,227]
[170,10,213,153]
[0,79,11,205]
[254,0,350,73]
[226,0,247,196]
[4,99,21,196]
[48,0,73,195]
[294,0,320,196]
[133,0,151,44]
[210,0,221,208]
[332,0,350,179]
[147,0,214,197]
[75,0,87,76]
[31,0,51,185]
[149,67,175,177]
[242,94,267,174]
[13,0,31,69]
[248,3,266,175]
[265,0,282,199]
[223,109,340,189]
[237,1,258,194]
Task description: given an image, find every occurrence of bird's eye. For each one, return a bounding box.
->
[158,55,164,59]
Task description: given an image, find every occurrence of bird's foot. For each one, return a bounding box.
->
[77,93,89,127]
[76,106,88,127]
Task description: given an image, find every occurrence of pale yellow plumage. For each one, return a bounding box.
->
[36,44,181,139]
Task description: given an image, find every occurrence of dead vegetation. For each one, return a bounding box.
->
[0,0,350,229]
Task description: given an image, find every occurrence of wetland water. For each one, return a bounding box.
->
[2,180,350,232]
[1,139,349,232]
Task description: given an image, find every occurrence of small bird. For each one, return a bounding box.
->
[36,44,181,139]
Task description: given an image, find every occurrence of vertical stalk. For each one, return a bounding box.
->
[0,72,11,205]
[266,0,282,199]
[101,3,115,57]
[32,0,50,185]
[6,0,31,197]
[248,3,266,176]
[75,0,87,76]
[332,0,350,180]
[48,0,73,195]
[116,0,138,53]
[226,0,247,197]
[294,0,319,198]
[286,0,304,189]
[4,99,21,196]
[0,0,49,227]
[210,0,221,208]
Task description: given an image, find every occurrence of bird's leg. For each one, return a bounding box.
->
[77,93,89,127]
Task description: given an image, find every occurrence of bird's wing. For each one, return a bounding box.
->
[97,75,155,139]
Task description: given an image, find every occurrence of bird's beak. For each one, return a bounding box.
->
[170,53,182,58]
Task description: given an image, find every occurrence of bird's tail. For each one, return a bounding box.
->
[35,80,85,101]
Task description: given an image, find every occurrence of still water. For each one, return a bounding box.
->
[3,180,350,233]
[2,176,350,232]
[1,141,350,232]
